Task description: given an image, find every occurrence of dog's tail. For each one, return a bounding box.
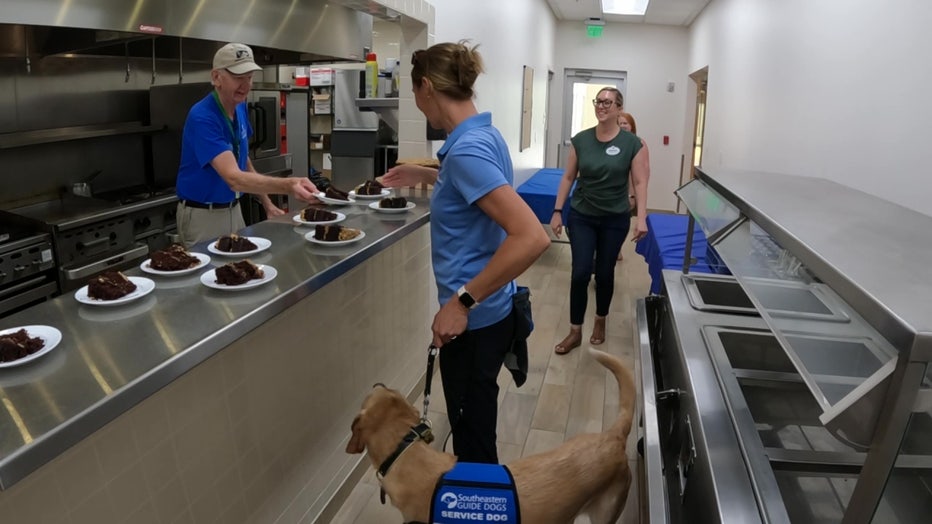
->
[588,347,636,438]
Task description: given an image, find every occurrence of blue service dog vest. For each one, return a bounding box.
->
[429,463,520,523]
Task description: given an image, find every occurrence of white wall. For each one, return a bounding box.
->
[689,0,932,216]
[552,21,690,212]
[430,0,556,186]
[372,20,402,73]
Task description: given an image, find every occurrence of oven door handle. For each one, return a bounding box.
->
[0,277,58,315]
[62,244,149,280]
[0,276,56,300]
[76,236,113,250]
[254,103,267,148]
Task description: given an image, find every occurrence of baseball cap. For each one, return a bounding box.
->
[213,43,263,75]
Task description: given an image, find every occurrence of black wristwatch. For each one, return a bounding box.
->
[553,208,562,214]
[457,285,478,310]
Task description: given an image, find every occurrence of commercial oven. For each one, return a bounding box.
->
[247,88,282,159]
[639,167,932,524]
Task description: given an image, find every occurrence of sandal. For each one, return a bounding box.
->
[590,317,606,346]
[555,330,582,355]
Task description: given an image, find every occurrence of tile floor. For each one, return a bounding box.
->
[330,232,651,524]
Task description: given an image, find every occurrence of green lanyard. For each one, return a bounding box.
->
[212,91,241,164]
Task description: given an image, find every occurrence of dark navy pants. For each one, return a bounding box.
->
[566,207,632,325]
[439,309,515,463]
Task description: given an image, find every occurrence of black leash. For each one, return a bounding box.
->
[426,343,460,453]
[422,344,439,424]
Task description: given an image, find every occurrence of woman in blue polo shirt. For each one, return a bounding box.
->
[175,43,319,246]
[380,41,550,464]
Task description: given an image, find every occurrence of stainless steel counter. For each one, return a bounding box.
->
[0,196,430,489]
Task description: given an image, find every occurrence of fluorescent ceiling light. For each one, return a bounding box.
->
[601,0,650,16]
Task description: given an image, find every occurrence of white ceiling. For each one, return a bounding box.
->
[546,0,711,26]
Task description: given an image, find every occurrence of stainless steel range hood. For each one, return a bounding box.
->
[0,0,371,62]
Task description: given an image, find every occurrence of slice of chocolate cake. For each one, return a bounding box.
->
[379,196,408,209]
[0,329,45,363]
[88,271,137,300]
[215,234,257,252]
[356,180,385,195]
[149,243,199,271]
[301,208,338,222]
[214,260,264,286]
[324,186,350,201]
[314,224,361,242]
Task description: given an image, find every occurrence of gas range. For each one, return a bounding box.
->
[0,190,179,292]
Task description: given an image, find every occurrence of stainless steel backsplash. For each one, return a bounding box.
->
[0,0,374,208]
[0,55,211,208]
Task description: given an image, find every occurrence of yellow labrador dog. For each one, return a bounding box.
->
[346,347,636,523]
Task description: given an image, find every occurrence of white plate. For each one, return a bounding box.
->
[74,276,155,306]
[292,211,346,226]
[349,188,392,200]
[305,229,366,246]
[368,201,416,214]
[140,252,211,276]
[200,265,278,291]
[0,325,63,368]
[207,236,271,257]
[314,192,356,206]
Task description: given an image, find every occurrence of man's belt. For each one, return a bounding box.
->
[180,198,240,209]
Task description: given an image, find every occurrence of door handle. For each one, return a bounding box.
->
[77,234,115,250]
[247,103,257,148]
[255,104,267,149]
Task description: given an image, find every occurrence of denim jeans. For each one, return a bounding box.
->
[566,207,631,325]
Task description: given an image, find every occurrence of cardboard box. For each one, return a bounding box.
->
[312,93,331,115]
[310,68,334,86]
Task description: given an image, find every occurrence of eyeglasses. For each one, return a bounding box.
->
[592,98,618,108]
[411,49,428,80]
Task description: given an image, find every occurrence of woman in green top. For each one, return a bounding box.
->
[550,87,650,354]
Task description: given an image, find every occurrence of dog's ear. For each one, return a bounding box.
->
[346,411,366,454]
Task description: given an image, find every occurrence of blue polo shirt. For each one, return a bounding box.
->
[433,112,515,330]
[176,93,252,204]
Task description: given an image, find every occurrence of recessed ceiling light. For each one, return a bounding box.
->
[601,0,650,16]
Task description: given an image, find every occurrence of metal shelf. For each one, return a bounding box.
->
[354,97,398,109]
[0,122,164,149]
[355,98,398,134]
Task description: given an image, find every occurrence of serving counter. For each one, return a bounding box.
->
[638,168,932,524]
[0,194,434,523]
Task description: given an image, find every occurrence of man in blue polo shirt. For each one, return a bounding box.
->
[175,42,319,246]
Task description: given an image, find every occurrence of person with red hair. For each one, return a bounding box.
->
[616,112,649,261]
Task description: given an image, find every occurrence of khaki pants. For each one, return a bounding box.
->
[176,202,246,248]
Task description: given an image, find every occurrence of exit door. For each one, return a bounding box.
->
[558,69,627,167]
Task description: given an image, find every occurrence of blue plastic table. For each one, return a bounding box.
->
[635,213,725,294]
[517,168,575,224]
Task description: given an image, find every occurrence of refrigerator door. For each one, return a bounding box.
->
[333,69,379,131]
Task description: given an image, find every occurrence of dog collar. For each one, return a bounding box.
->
[377,422,434,480]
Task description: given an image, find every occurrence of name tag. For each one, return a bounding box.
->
[431,463,520,523]
[605,145,621,156]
